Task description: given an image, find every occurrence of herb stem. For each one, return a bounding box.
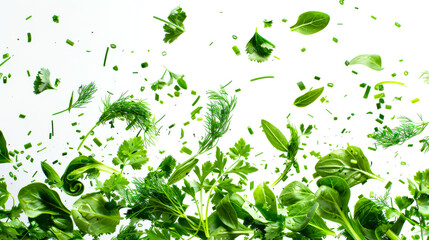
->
[0,56,12,68]
[385,230,401,240]
[77,123,99,150]
[52,109,69,116]
[374,81,405,90]
[250,76,274,82]
[103,47,109,67]
[153,16,185,32]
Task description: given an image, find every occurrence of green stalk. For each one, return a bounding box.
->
[385,230,402,240]
[339,212,365,240]
[77,123,99,150]
[153,16,185,32]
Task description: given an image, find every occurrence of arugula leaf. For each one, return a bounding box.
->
[246,29,275,63]
[0,181,10,209]
[153,6,186,44]
[113,136,149,170]
[349,54,384,71]
[33,68,56,94]
[0,130,12,164]
[290,11,330,35]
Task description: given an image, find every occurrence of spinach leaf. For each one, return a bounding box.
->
[254,182,277,221]
[71,192,121,236]
[349,54,383,71]
[301,214,336,238]
[284,200,318,231]
[216,195,239,229]
[314,146,383,187]
[293,87,324,107]
[261,120,289,152]
[0,130,12,164]
[18,182,70,217]
[290,11,330,35]
[246,29,275,63]
[279,181,314,207]
[41,161,63,188]
[61,155,119,196]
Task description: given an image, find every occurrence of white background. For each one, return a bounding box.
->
[2,0,429,239]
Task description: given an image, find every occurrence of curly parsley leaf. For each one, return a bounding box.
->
[33,68,56,94]
[229,138,251,159]
[113,136,149,170]
[153,7,186,44]
[246,29,275,63]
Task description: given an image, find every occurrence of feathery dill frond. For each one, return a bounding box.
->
[420,71,429,84]
[198,89,237,154]
[53,82,97,115]
[368,115,428,148]
[77,93,156,150]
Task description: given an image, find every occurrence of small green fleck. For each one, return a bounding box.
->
[27,33,32,42]
[93,137,102,147]
[113,65,118,71]
[232,45,241,55]
[411,98,420,104]
[52,15,59,23]
[66,39,74,46]
[232,35,237,40]
[282,19,287,23]
[180,146,192,155]
[327,83,334,87]
[141,62,148,68]
[404,71,408,76]
[314,76,320,80]
[24,143,32,149]
[301,48,306,52]
[395,22,401,28]
[26,16,32,20]
[332,37,338,43]
[110,44,117,49]
[385,105,392,110]
[248,127,254,135]
[371,16,377,20]
[297,81,306,91]
[19,114,26,119]
[352,70,358,75]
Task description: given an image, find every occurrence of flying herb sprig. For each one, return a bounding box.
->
[153,6,186,44]
[368,115,429,148]
[33,68,56,94]
[53,82,97,115]
[77,93,156,150]
[151,67,187,91]
[246,28,275,63]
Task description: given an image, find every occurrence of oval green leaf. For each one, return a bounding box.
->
[279,181,314,207]
[216,195,239,229]
[167,158,199,185]
[284,200,319,232]
[290,11,330,35]
[0,130,12,164]
[293,87,324,107]
[253,182,277,221]
[349,54,383,71]
[261,119,289,152]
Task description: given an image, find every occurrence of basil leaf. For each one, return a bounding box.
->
[253,182,277,221]
[216,195,238,229]
[293,87,324,107]
[167,158,199,185]
[0,130,12,164]
[261,120,289,152]
[349,54,383,71]
[72,192,121,236]
[284,200,318,231]
[290,11,330,35]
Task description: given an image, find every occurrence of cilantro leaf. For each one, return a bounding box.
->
[151,67,187,91]
[229,138,251,159]
[96,173,129,194]
[246,29,275,63]
[33,68,56,94]
[113,136,149,170]
[153,7,186,44]
[263,19,273,28]
[227,160,258,180]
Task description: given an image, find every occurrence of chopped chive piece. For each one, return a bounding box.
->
[352,70,358,75]
[374,93,385,99]
[411,98,420,104]
[301,48,306,52]
[191,90,197,95]
[2,53,9,59]
[332,37,338,43]
[384,181,392,189]
[37,142,42,146]
[141,62,149,68]
[27,131,32,136]
[404,71,409,76]
[197,117,203,121]
[235,88,241,92]
[174,91,180,97]
[359,83,367,88]
[19,114,26,119]
[71,122,78,126]
[333,117,338,120]
[371,16,377,20]
[192,95,200,106]
[391,73,397,77]
[0,57,12,68]
[327,83,334,87]
[113,65,118,71]
[250,76,274,82]
[168,123,175,129]
[345,60,350,66]
[155,93,159,101]
[184,121,190,126]
[37,147,47,153]
[398,179,405,184]
[191,106,203,117]
[232,35,238,39]
[8,151,15,157]
[26,155,30,160]
[341,128,346,133]
[83,145,91,151]
[167,93,174,98]
[2,76,6,84]
[375,118,383,124]
[174,85,181,91]
[26,15,32,20]
[180,128,184,139]
[78,113,84,117]
[26,70,30,77]
[66,39,74,46]
[24,143,32,149]
[32,171,38,178]
[379,98,385,104]
[52,160,58,164]
[408,144,413,147]
[368,147,376,151]
[110,44,117,49]
[248,127,254,135]
[255,152,263,157]
[314,76,320,80]
[232,45,241,55]
[54,78,61,87]
[62,152,68,156]
[52,15,59,23]
[326,109,332,115]
[297,81,306,91]
[250,181,254,190]
[180,146,192,155]
[376,103,382,109]
[103,47,109,66]
[363,86,371,99]
[27,33,32,42]
[395,22,401,28]
[51,120,54,137]
[385,105,392,110]
[379,114,384,120]
[93,137,102,147]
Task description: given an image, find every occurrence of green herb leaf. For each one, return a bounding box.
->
[0,130,12,164]
[290,11,330,35]
[72,192,121,236]
[41,161,63,188]
[0,181,11,209]
[293,87,324,107]
[246,29,275,63]
[279,181,314,207]
[168,158,199,185]
[113,136,149,170]
[228,138,251,159]
[284,200,318,231]
[349,54,384,71]
[216,195,239,229]
[254,182,277,221]
[33,68,56,94]
[261,120,289,152]
[154,7,186,44]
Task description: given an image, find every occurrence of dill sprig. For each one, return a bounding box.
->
[77,93,156,150]
[368,115,429,148]
[198,89,237,154]
[419,136,429,153]
[53,82,97,115]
